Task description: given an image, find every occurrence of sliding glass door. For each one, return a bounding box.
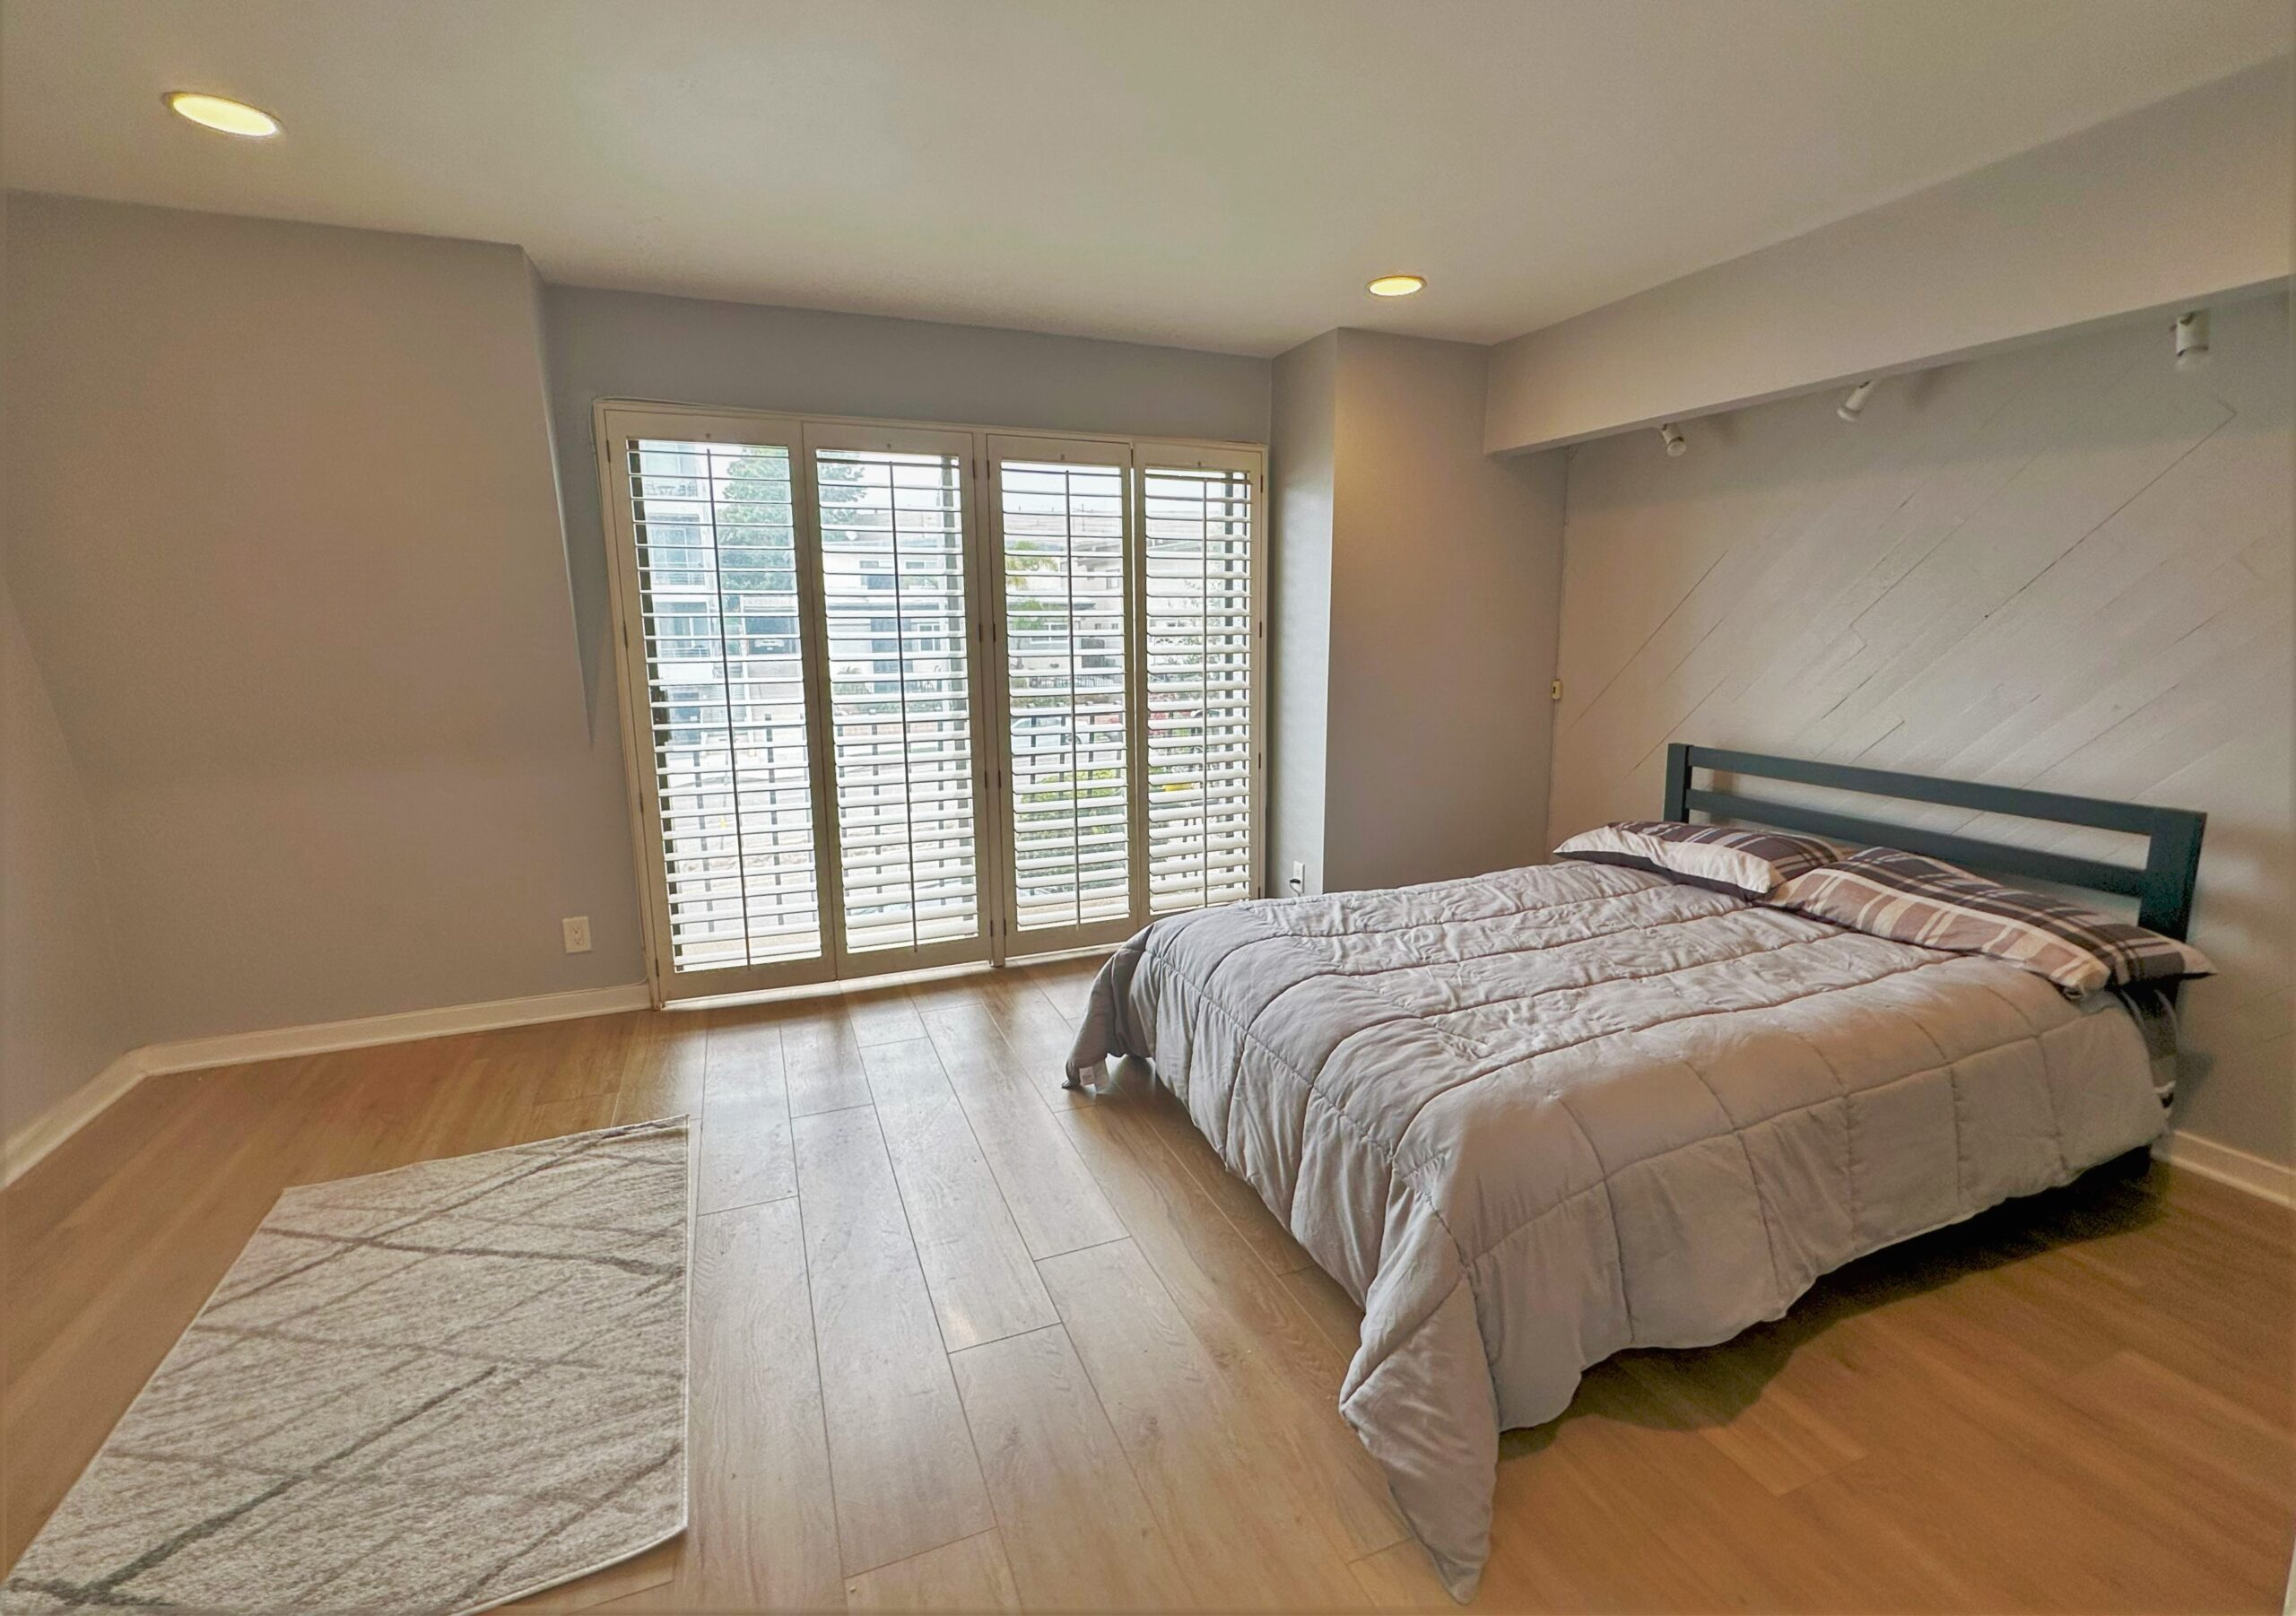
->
[607,415,837,996]
[600,404,1262,1004]
[986,439,1137,953]
[807,423,991,973]
[1140,450,1259,913]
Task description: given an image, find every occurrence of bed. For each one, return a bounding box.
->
[1062,745,2207,1602]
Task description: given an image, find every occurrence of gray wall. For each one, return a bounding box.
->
[2,571,135,1138]
[1268,333,1336,898]
[542,283,1272,705]
[1550,292,2293,1166]
[4,194,648,1047]
[1270,330,1566,895]
[1324,333,1565,890]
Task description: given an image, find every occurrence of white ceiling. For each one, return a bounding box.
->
[4,0,2288,356]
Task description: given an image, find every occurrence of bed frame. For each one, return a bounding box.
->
[1661,744,2207,941]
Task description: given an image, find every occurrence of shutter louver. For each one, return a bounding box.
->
[626,438,822,970]
[1142,463,1257,913]
[997,458,1132,933]
[814,447,982,953]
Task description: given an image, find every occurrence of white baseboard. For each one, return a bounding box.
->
[3,983,652,1189]
[2152,1129,2295,1209]
[138,984,654,1076]
[3,1047,149,1190]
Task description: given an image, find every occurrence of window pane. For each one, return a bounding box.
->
[999,460,1130,932]
[628,439,822,970]
[1142,465,1255,914]
[815,447,981,953]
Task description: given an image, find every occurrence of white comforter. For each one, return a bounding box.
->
[1065,861,2163,1600]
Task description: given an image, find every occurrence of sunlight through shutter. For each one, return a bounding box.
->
[607,409,1261,998]
[625,438,822,971]
[996,456,1131,933]
[814,446,982,953]
[1142,461,1257,913]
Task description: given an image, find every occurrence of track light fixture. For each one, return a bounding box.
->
[1837,379,1875,421]
[1658,423,1687,457]
[2174,310,2210,371]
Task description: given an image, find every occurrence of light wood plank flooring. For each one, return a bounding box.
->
[6,956,2292,1612]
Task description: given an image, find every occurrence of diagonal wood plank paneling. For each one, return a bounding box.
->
[1549,292,2292,1166]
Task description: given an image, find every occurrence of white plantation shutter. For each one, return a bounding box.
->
[623,436,824,972]
[991,446,1133,937]
[1141,459,1258,913]
[603,404,1261,1002]
[812,437,985,955]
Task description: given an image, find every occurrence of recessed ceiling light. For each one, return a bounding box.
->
[1367,274,1426,298]
[166,91,281,138]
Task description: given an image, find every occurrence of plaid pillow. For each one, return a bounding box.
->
[1553,820,1845,899]
[1769,847,2213,999]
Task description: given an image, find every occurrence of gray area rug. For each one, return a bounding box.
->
[4,1118,692,1615]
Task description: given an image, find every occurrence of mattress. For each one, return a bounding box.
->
[1064,860,2165,1600]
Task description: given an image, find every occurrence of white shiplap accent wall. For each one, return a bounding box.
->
[1551,293,2292,1167]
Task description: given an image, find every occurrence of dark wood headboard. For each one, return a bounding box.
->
[1663,744,2207,941]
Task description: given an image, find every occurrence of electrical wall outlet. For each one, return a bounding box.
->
[561,916,593,954]
[1289,860,1307,895]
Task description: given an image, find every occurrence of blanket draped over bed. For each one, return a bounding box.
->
[1064,862,2163,1601]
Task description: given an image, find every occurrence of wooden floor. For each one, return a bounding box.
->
[7,955,2292,1612]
